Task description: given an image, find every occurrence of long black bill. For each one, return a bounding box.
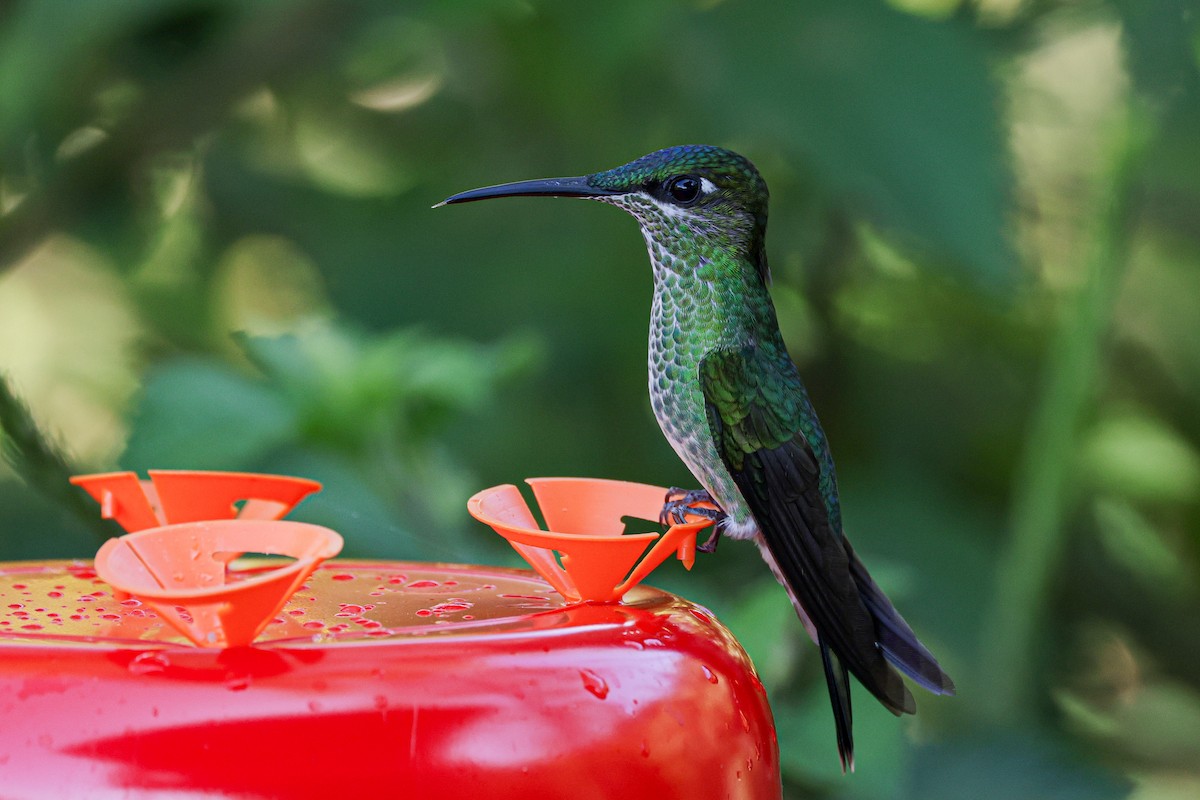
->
[434,176,617,208]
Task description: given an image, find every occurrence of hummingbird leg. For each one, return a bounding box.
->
[659,488,725,554]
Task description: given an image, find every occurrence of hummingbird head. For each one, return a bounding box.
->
[438,145,771,283]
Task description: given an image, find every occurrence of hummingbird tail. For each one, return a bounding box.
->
[819,639,855,773]
[845,542,957,697]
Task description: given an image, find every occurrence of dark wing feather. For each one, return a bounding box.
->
[699,345,919,726]
[844,538,956,695]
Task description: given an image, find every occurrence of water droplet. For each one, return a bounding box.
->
[407,580,439,589]
[332,574,354,582]
[128,652,170,676]
[644,638,664,648]
[288,609,305,616]
[701,665,719,684]
[120,598,141,607]
[47,591,62,599]
[579,669,609,699]
[19,624,42,631]
[302,621,324,630]
[225,675,251,691]
[623,641,645,651]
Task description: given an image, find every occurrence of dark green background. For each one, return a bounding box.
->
[2,1,1198,797]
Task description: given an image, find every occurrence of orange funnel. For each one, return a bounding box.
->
[71,470,323,532]
[467,477,715,603]
[76,470,337,647]
[94,519,343,647]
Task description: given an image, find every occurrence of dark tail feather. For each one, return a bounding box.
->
[819,639,855,773]
[845,544,956,697]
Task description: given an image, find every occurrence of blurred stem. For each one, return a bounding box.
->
[979,119,1148,724]
[0,375,121,541]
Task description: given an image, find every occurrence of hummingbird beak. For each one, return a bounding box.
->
[434,176,619,208]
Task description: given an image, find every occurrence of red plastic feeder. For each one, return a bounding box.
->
[0,473,780,797]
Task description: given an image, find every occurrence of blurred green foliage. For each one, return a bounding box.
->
[1,0,1198,797]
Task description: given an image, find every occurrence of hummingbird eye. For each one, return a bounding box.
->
[664,175,702,206]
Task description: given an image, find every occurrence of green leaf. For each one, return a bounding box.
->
[121,360,295,470]
[696,0,1014,287]
[775,683,907,797]
[903,732,1132,800]
[722,578,800,692]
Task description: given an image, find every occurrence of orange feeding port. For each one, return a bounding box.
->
[74,470,340,648]
[70,470,323,532]
[468,477,716,603]
[94,520,343,648]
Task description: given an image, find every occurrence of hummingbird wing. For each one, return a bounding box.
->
[698,344,923,754]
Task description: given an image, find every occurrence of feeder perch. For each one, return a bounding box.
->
[94,519,343,647]
[467,477,715,603]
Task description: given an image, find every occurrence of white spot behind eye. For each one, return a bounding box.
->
[699,177,718,195]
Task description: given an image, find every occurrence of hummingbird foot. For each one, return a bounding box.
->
[659,487,725,552]
[697,524,723,554]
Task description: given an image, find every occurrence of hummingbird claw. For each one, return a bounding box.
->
[659,488,725,538]
[697,525,723,554]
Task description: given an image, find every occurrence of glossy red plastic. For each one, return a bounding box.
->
[0,560,780,798]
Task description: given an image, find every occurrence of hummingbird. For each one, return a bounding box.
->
[438,145,955,770]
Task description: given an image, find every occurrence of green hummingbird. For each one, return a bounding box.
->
[438,145,955,770]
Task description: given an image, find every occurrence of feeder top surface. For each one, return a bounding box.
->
[0,560,623,649]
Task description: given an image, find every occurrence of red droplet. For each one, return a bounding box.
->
[579,669,609,700]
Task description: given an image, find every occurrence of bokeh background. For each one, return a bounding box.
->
[1,0,1198,797]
